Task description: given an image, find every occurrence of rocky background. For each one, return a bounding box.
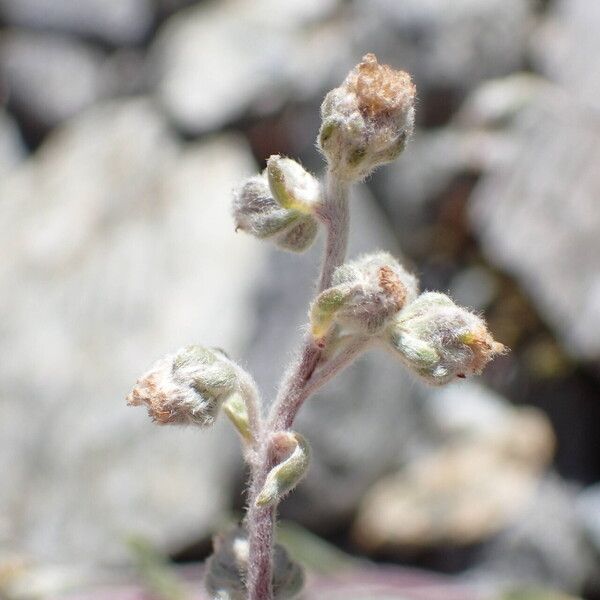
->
[1,0,600,599]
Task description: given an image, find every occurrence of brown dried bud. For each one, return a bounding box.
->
[127,345,237,427]
[388,292,506,385]
[310,252,418,341]
[318,53,416,181]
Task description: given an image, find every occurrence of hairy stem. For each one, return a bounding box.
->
[316,172,350,291]
[246,170,351,600]
[302,336,371,399]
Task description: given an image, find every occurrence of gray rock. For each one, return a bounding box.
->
[352,383,556,550]
[469,93,600,361]
[352,0,532,94]
[479,475,596,592]
[533,0,600,114]
[0,99,268,564]
[0,0,153,46]
[576,484,600,558]
[0,108,25,176]
[0,32,107,126]
[374,129,472,255]
[151,0,345,133]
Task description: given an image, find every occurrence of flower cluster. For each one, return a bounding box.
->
[311,254,505,385]
[310,252,418,344]
[126,345,239,427]
[318,53,416,181]
[232,155,321,252]
[125,52,506,600]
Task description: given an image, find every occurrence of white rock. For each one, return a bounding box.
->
[0,32,107,126]
[353,383,555,550]
[0,109,25,176]
[353,0,532,91]
[469,95,600,360]
[576,483,600,556]
[0,99,267,564]
[151,0,344,132]
[0,0,153,45]
[533,0,600,113]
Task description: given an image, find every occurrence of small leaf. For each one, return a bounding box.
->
[256,432,311,508]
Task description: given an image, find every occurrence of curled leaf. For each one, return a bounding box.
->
[256,432,311,508]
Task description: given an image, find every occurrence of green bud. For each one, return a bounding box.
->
[309,251,418,342]
[205,526,304,600]
[267,155,320,213]
[310,286,353,340]
[256,432,311,508]
[273,214,319,253]
[222,393,254,445]
[232,173,319,253]
[388,292,505,385]
[127,345,238,427]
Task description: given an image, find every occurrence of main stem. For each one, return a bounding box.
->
[246,171,350,600]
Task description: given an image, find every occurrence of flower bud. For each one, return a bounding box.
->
[232,173,318,252]
[205,526,304,600]
[127,345,237,427]
[318,53,416,181]
[388,292,505,385]
[267,155,321,213]
[310,251,418,342]
[256,431,311,508]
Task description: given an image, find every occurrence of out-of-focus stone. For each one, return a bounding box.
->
[0,32,107,126]
[468,0,600,362]
[352,383,555,549]
[151,0,345,133]
[0,108,25,176]
[480,476,597,592]
[0,0,153,46]
[533,0,600,114]
[469,93,600,361]
[576,484,600,557]
[352,0,532,95]
[0,99,267,564]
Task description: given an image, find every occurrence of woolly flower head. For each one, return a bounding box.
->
[388,292,506,385]
[318,53,416,181]
[310,251,418,343]
[232,157,320,253]
[127,345,237,427]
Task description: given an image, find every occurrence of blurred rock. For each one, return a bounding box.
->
[449,266,499,311]
[245,185,432,531]
[533,0,600,114]
[352,383,555,549]
[0,108,25,176]
[373,129,473,256]
[576,483,600,558]
[0,32,107,126]
[480,475,596,593]
[0,0,153,46]
[0,99,268,564]
[151,0,345,133]
[469,93,600,361]
[352,0,532,100]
